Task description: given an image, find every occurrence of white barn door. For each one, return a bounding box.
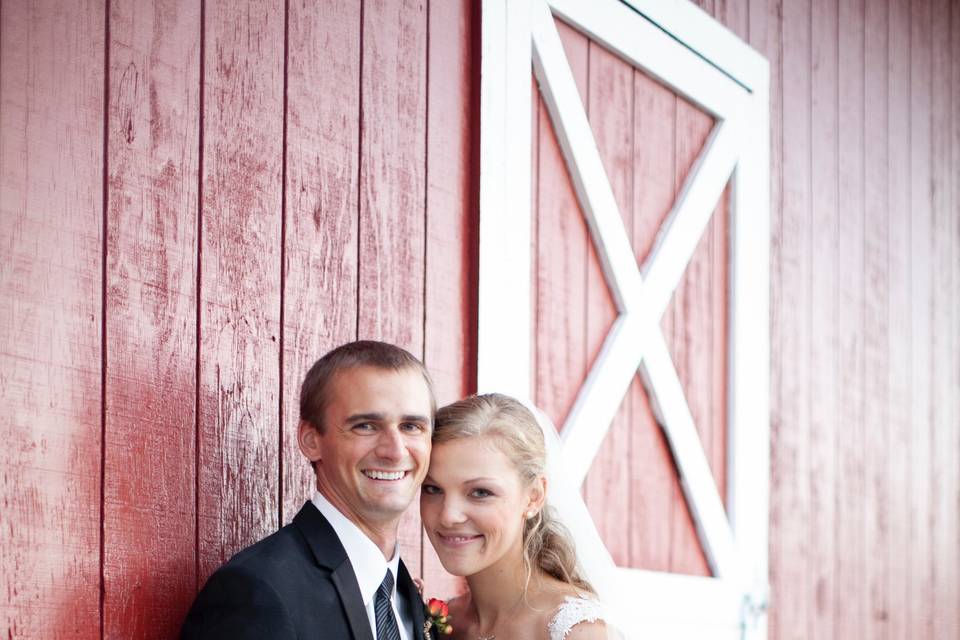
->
[476,1,770,638]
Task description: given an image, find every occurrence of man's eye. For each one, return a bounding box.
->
[352,423,376,433]
[422,484,442,495]
[400,422,425,433]
[470,488,493,499]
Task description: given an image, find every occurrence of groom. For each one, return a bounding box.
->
[182,341,434,639]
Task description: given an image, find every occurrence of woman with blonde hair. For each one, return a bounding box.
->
[420,393,619,640]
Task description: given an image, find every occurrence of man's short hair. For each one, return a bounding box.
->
[299,340,436,433]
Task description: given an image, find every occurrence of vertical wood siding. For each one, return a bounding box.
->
[103,1,201,636]
[1,0,475,635]
[1,0,958,637]
[1,1,105,637]
[696,0,960,637]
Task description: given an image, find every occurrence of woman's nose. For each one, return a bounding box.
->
[439,498,466,526]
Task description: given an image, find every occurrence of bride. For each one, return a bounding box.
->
[420,393,620,640]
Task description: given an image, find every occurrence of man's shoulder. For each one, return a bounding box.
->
[211,502,338,584]
[222,523,307,572]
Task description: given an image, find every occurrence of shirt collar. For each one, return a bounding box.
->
[311,491,401,606]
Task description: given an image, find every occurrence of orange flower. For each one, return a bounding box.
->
[427,598,449,618]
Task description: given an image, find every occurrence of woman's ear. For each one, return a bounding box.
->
[527,476,547,514]
[298,419,323,463]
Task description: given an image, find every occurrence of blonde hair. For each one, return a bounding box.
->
[433,393,595,595]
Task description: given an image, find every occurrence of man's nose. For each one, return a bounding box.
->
[376,427,405,461]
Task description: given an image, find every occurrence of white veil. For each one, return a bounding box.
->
[515,398,621,611]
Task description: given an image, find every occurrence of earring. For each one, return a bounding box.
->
[525,511,535,519]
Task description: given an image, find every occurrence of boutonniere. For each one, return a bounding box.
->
[422,597,453,639]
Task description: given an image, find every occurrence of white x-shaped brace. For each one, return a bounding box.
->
[529,0,747,584]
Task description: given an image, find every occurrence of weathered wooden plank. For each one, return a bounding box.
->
[709,188,729,510]
[908,0,934,636]
[197,0,284,582]
[0,1,104,636]
[717,0,750,42]
[772,0,813,635]
[809,0,839,632]
[421,0,474,598]
[629,69,679,572]
[886,0,912,636]
[582,39,633,567]
[863,2,891,637]
[281,0,361,523]
[929,1,958,635]
[532,19,589,430]
[102,1,200,634]
[664,96,712,577]
[357,0,428,576]
[834,0,865,636]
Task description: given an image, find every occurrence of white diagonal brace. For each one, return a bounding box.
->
[639,331,741,581]
[548,0,744,120]
[559,313,645,485]
[530,0,642,311]
[641,117,741,319]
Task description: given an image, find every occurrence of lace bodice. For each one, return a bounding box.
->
[547,596,606,640]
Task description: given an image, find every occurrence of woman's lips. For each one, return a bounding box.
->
[436,532,483,547]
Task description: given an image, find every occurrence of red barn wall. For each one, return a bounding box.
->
[2,1,474,636]
[1,1,959,639]
[693,0,960,637]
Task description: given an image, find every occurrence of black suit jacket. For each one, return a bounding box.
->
[181,501,426,639]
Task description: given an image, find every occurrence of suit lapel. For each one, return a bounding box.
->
[294,502,375,640]
[332,563,376,640]
[398,560,426,640]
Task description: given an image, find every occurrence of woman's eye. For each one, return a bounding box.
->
[422,484,441,495]
[470,488,493,499]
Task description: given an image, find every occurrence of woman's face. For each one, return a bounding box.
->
[420,436,542,578]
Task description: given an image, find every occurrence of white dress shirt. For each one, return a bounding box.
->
[312,492,413,640]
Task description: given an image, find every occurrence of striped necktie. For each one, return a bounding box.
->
[375,570,402,640]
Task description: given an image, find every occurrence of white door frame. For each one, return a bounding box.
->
[476,1,770,638]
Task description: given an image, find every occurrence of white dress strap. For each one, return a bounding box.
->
[547,596,606,640]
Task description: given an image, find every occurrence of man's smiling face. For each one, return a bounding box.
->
[311,365,433,530]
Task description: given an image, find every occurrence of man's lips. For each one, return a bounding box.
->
[362,469,410,481]
[435,532,483,547]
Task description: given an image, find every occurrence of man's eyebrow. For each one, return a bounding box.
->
[344,412,431,424]
[345,412,385,423]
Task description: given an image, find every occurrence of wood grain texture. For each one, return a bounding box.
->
[357,0,428,576]
[809,0,839,632]
[533,19,589,430]
[281,0,361,523]
[862,3,891,636]
[421,0,474,598]
[103,0,200,635]
[772,0,814,636]
[0,1,105,636]
[582,39,633,567]
[197,0,284,582]
[908,0,935,635]
[929,2,958,636]
[664,96,712,577]
[629,70,680,573]
[886,0,912,636]
[833,0,865,638]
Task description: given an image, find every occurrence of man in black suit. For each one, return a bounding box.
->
[182,341,434,639]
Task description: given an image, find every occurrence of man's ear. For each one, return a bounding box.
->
[298,419,323,463]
